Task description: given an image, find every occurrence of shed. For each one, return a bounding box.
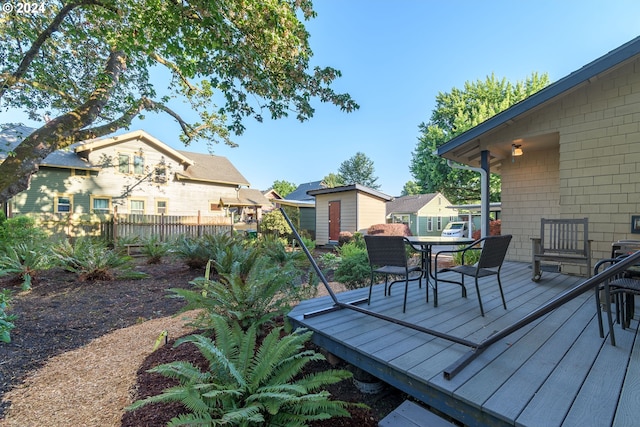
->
[308,184,392,245]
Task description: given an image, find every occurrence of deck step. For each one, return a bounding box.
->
[378,400,456,427]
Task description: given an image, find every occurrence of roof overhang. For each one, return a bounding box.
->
[75,130,194,167]
[436,36,640,168]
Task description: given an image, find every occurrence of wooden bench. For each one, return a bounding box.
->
[531,218,591,281]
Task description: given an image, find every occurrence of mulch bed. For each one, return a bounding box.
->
[0,257,408,426]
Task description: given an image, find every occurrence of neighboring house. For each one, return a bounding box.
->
[308,184,392,246]
[386,192,459,236]
[0,128,268,221]
[436,35,640,275]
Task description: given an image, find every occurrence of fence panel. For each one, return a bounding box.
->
[25,213,233,241]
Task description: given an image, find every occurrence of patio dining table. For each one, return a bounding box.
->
[405,236,475,289]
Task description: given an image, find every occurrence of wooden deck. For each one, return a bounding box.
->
[287,261,640,427]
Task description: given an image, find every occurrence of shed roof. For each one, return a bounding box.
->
[437,36,640,165]
[308,184,392,201]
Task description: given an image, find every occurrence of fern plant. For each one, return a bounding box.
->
[0,289,16,343]
[140,235,169,264]
[170,253,297,331]
[0,242,53,290]
[53,238,148,281]
[127,316,359,426]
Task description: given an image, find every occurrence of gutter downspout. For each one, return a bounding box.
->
[446,150,490,238]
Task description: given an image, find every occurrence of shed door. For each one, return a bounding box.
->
[329,201,341,241]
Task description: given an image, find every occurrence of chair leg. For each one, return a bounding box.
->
[605,284,616,346]
[497,274,507,310]
[595,286,604,338]
[368,271,374,306]
[403,277,408,313]
[475,277,485,317]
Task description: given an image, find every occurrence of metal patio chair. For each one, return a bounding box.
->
[595,244,640,346]
[364,235,422,313]
[434,235,513,316]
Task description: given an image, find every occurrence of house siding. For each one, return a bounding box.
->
[490,57,640,271]
[11,138,241,217]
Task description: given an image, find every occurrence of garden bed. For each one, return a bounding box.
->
[0,256,406,426]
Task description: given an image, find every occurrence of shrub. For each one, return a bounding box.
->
[174,235,212,270]
[140,235,170,264]
[451,245,481,266]
[0,216,47,246]
[367,223,412,236]
[334,249,370,290]
[338,231,353,245]
[0,289,16,343]
[53,238,147,281]
[472,219,502,240]
[127,317,358,426]
[0,242,53,290]
[260,210,291,239]
[170,254,301,331]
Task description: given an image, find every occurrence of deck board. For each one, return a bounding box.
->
[287,261,640,426]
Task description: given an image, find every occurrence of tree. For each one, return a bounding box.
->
[337,152,379,189]
[0,1,358,203]
[410,73,549,204]
[401,180,422,196]
[270,180,296,197]
[321,172,344,188]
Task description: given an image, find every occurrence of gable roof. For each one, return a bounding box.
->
[386,193,438,215]
[285,180,324,201]
[75,130,194,167]
[175,150,250,187]
[308,184,392,201]
[437,36,640,164]
[0,126,250,187]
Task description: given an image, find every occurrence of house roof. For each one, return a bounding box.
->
[386,193,438,215]
[75,130,194,166]
[308,184,392,201]
[0,125,97,170]
[220,188,271,207]
[175,150,250,187]
[437,35,640,165]
[285,180,325,202]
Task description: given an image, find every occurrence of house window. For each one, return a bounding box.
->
[133,155,144,175]
[55,195,72,213]
[437,217,443,231]
[118,154,130,174]
[91,196,111,214]
[156,199,168,214]
[154,165,167,184]
[427,217,433,232]
[71,169,90,177]
[130,199,145,215]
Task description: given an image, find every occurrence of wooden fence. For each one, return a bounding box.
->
[26,212,233,241]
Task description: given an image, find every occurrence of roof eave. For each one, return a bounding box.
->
[437,36,640,158]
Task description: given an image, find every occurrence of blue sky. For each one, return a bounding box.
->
[5,1,640,196]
